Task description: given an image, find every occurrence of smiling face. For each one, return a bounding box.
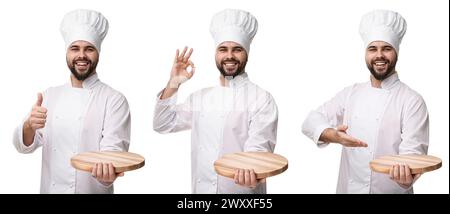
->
[66,40,99,81]
[365,41,398,81]
[215,41,248,78]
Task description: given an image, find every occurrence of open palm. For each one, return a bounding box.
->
[336,125,368,147]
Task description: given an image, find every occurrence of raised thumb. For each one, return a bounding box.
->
[36,93,43,106]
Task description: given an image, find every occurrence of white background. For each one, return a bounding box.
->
[0,0,448,194]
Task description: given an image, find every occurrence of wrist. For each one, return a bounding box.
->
[320,128,339,144]
[167,79,181,89]
[168,75,189,88]
[331,128,343,144]
[23,119,32,131]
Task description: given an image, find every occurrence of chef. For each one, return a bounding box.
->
[13,9,131,194]
[153,9,278,194]
[302,9,429,193]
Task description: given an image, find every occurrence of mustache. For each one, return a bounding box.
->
[371,57,390,64]
[221,58,240,64]
[72,57,92,65]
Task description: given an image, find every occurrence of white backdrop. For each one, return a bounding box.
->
[0,0,448,194]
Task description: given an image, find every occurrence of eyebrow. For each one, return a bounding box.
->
[217,46,243,50]
[69,45,96,50]
[367,46,393,49]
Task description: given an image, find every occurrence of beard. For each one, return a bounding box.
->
[216,57,247,78]
[366,56,397,81]
[67,57,98,81]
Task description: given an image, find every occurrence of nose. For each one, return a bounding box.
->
[375,49,384,58]
[225,50,234,59]
[77,50,87,59]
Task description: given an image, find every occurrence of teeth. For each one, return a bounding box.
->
[375,62,386,65]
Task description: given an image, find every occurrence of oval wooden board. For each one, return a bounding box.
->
[370,154,442,174]
[71,151,145,173]
[214,152,288,179]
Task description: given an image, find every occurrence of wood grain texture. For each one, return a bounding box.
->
[214,152,288,179]
[370,154,442,174]
[71,151,145,173]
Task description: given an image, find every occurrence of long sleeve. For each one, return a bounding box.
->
[100,92,131,152]
[153,90,192,134]
[13,118,44,153]
[399,94,429,155]
[302,86,352,146]
[13,91,48,154]
[244,93,278,152]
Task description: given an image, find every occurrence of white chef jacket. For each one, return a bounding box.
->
[153,73,278,194]
[13,73,131,194]
[302,72,429,194]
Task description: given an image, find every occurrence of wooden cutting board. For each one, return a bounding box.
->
[71,151,145,173]
[214,152,288,179]
[370,154,441,174]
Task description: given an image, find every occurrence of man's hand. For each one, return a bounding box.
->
[160,47,195,99]
[23,93,47,146]
[320,125,368,147]
[91,163,124,186]
[169,46,195,87]
[389,163,421,189]
[234,169,266,188]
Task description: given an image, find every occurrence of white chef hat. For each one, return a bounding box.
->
[209,9,258,53]
[60,9,109,51]
[359,9,407,53]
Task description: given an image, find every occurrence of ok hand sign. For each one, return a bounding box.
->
[169,46,195,88]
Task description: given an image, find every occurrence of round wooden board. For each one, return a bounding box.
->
[214,152,288,179]
[370,154,442,174]
[71,151,145,173]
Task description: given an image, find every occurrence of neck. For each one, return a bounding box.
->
[370,70,395,88]
[370,75,382,88]
[71,75,83,88]
[70,71,96,88]
[220,75,231,87]
[220,72,245,87]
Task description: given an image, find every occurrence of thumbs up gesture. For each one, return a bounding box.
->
[25,93,48,132]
